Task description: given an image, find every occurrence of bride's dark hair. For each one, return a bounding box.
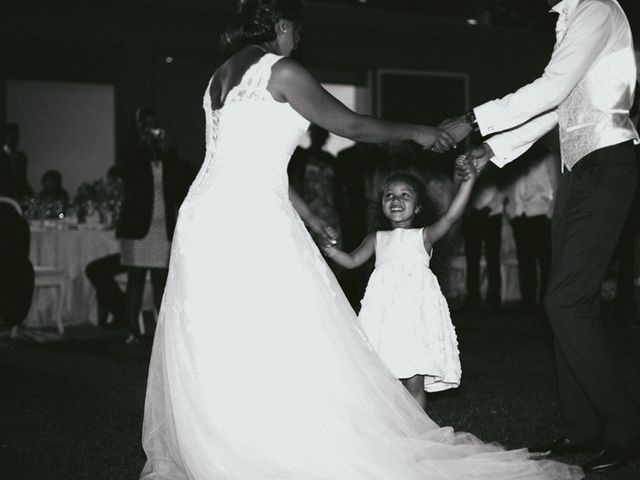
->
[222,0,305,52]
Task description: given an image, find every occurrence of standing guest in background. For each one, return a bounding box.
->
[335,142,382,308]
[0,123,33,200]
[0,176,34,331]
[116,108,191,344]
[335,142,381,250]
[36,169,69,206]
[85,165,127,329]
[288,124,341,251]
[442,0,640,472]
[462,164,504,312]
[504,141,558,313]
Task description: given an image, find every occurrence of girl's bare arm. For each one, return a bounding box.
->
[323,234,376,269]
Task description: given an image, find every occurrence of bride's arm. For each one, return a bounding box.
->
[269,59,455,152]
[289,185,337,245]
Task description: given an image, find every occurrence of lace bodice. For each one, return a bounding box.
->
[189,53,309,199]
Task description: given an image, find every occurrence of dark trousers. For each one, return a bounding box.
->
[612,161,640,323]
[510,214,551,308]
[545,140,640,446]
[126,266,168,337]
[0,260,34,327]
[85,253,127,326]
[463,212,502,309]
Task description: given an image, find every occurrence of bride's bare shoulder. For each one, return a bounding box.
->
[270,57,306,80]
[208,48,264,109]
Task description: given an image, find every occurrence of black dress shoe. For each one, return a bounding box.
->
[582,439,640,474]
[529,436,602,456]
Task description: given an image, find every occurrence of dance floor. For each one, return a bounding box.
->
[1,308,639,480]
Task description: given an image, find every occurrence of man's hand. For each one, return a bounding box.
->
[439,115,473,144]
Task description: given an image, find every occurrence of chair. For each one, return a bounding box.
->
[12,266,68,337]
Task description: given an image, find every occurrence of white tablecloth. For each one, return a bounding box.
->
[27,227,119,327]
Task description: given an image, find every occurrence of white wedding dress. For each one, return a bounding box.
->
[140,53,582,480]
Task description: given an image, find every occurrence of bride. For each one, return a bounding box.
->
[140,1,582,478]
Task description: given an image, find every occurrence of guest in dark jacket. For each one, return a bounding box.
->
[0,123,33,200]
[0,177,34,328]
[116,108,191,343]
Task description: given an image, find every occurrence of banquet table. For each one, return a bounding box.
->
[26,225,119,327]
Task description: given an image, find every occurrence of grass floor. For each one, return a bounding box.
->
[1,307,639,480]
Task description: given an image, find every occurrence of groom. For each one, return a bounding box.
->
[442,0,640,473]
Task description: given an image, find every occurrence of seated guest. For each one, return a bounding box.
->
[85,253,127,328]
[37,169,69,206]
[0,177,34,329]
[0,123,33,200]
[86,165,127,328]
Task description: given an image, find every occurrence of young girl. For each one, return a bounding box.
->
[323,157,477,409]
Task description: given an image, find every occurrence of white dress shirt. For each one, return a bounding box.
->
[470,184,504,216]
[475,0,639,170]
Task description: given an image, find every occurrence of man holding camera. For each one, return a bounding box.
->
[116,108,192,343]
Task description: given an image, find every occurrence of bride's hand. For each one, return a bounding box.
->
[307,216,338,247]
[414,126,456,153]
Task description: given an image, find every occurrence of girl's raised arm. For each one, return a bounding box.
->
[269,59,454,152]
[323,234,376,270]
[424,158,477,247]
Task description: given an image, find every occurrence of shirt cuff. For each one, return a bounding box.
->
[474,102,503,137]
[485,136,519,168]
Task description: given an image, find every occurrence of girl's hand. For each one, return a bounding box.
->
[321,242,337,258]
[414,126,456,153]
[454,154,478,184]
[467,143,493,173]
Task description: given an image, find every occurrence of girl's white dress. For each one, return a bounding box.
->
[140,53,582,480]
[359,228,461,392]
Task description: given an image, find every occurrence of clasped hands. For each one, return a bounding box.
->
[425,114,493,175]
[306,215,339,250]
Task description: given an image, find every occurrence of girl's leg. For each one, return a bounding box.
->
[401,375,426,410]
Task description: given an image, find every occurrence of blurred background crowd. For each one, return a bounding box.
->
[1,0,639,338]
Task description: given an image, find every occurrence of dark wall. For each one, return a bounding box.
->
[1,0,554,168]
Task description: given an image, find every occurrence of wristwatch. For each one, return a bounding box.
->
[464,110,479,132]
